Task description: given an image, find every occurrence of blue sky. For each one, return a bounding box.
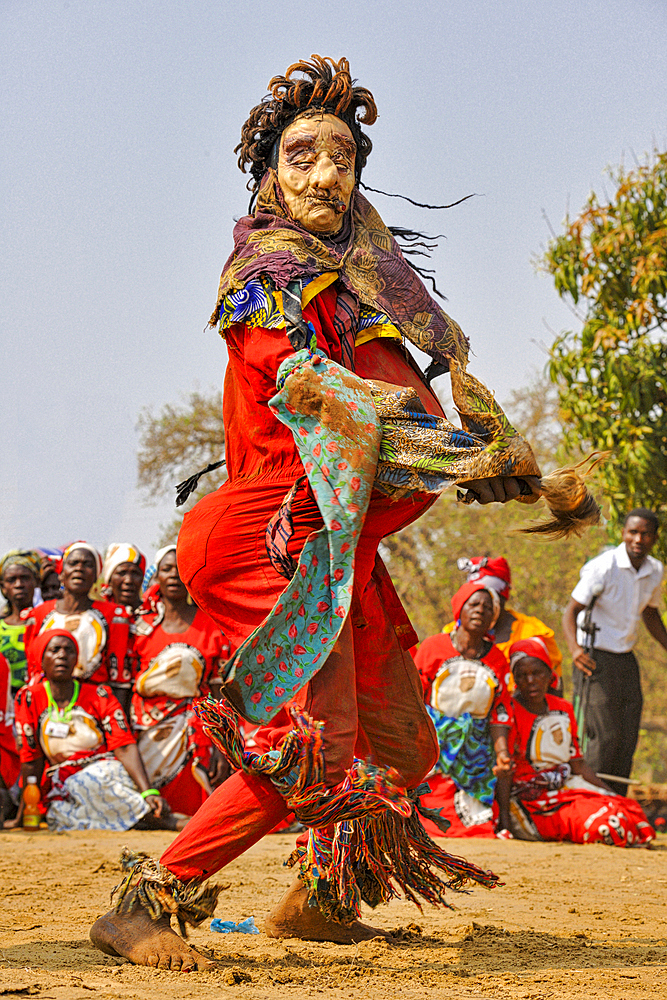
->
[2,0,666,558]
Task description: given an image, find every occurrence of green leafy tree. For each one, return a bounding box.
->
[541,149,667,557]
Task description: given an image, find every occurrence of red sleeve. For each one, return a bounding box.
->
[98,603,132,687]
[14,686,44,763]
[413,635,452,701]
[21,603,52,682]
[90,684,135,751]
[486,646,512,726]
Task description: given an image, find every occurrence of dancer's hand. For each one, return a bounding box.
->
[208,747,232,788]
[457,476,542,505]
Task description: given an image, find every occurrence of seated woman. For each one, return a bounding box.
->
[414,580,512,838]
[13,630,181,832]
[508,637,654,846]
[131,545,230,816]
[22,542,132,703]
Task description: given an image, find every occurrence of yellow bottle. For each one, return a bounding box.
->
[22,775,41,828]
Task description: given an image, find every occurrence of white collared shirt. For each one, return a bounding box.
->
[571,542,663,653]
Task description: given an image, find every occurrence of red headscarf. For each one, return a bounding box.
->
[462,556,511,600]
[508,637,552,674]
[451,580,500,628]
[32,629,79,669]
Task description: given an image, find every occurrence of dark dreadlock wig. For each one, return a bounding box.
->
[236,55,378,201]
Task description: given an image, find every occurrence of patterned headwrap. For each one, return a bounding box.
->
[0,549,41,581]
[509,637,553,674]
[451,580,501,630]
[142,544,177,593]
[210,173,470,374]
[58,541,103,578]
[32,628,79,668]
[102,543,146,585]
[459,556,512,601]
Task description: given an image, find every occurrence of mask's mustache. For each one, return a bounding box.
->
[306,194,347,214]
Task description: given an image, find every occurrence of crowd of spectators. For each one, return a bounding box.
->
[0,524,661,849]
[0,542,229,831]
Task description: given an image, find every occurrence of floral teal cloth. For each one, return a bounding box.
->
[220,348,382,723]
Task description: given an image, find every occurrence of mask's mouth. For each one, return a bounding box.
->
[305,193,347,214]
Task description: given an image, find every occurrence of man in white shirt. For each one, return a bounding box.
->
[562,509,667,794]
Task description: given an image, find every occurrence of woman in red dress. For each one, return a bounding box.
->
[13,630,179,831]
[508,637,653,846]
[131,546,229,816]
[22,542,132,702]
[415,580,513,838]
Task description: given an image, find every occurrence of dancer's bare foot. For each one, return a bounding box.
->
[264,877,394,944]
[90,890,215,971]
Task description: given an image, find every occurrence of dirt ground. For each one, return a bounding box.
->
[0,829,666,1000]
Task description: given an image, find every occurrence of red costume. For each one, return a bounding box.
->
[163,290,442,882]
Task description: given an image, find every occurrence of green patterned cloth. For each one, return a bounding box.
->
[0,619,28,693]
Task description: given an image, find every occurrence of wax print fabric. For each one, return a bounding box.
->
[44,756,149,832]
[131,608,228,813]
[444,609,563,689]
[22,599,132,687]
[414,633,510,835]
[221,349,381,723]
[0,619,29,694]
[508,694,654,846]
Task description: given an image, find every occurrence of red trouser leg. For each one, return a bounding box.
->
[170,479,438,883]
[160,770,289,882]
[353,573,438,787]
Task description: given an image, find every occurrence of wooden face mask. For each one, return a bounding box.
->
[277,113,356,234]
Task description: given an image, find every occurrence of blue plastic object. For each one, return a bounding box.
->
[210,916,260,935]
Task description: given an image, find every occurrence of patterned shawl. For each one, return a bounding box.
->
[210,171,469,371]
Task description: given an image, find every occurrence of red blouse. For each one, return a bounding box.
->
[414,632,511,726]
[130,609,229,730]
[14,681,135,782]
[510,693,583,783]
[22,599,132,687]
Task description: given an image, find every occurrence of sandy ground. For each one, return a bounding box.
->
[0,829,666,1000]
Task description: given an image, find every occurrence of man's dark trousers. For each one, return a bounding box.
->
[574,648,643,796]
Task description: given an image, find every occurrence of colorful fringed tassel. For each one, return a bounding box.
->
[289,793,502,925]
[112,848,222,938]
[195,695,412,822]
